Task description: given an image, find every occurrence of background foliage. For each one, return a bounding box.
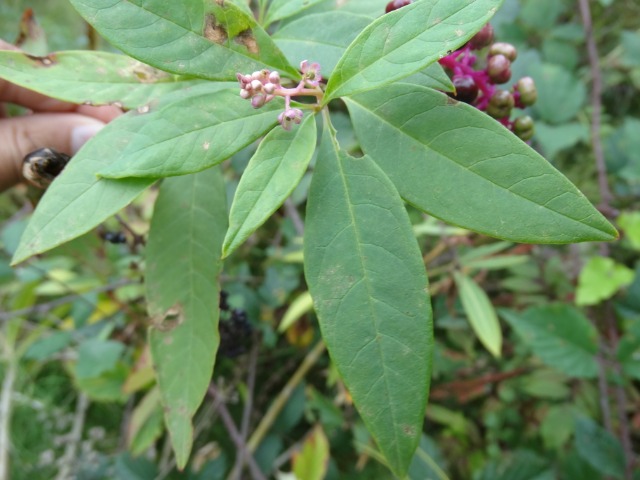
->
[0,0,639,478]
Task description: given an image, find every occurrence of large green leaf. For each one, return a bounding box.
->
[454,272,502,357]
[264,0,328,27]
[11,84,229,265]
[146,167,227,469]
[345,84,617,243]
[223,113,316,257]
[98,88,282,179]
[69,0,297,80]
[304,120,432,478]
[575,256,635,306]
[500,305,599,378]
[273,12,372,76]
[0,50,203,109]
[575,417,626,479]
[324,0,503,101]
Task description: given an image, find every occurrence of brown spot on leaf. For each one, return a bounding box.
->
[235,29,259,55]
[204,14,228,44]
[24,52,56,67]
[151,303,185,332]
[402,424,417,437]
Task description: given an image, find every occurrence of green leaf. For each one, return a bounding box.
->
[324,0,503,101]
[11,85,230,264]
[292,425,330,480]
[617,211,640,250]
[223,114,316,257]
[0,50,204,109]
[344,84,617,243]
[147,167,228,469]
[400,64,455,92]
[454,272,502,357]
[75,339,125,379]
[500,305,599,378]
[575,417,626,479]
[304,119,432,477]
[99,88,282,179]
[128,387,165,457]
[10,104,166,263]
[265,0,328,27]
[278,291,314,333]
[529,63,586,124]
[69,0,297,80]
[273,12,372,76]
[576,257,635,306]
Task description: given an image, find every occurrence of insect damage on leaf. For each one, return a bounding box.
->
[119,61,171,84]
[150,304,185,333]
[204,14,228,44]
[235,29,259,55]
[204,13,259,55]
[24,52,56,67]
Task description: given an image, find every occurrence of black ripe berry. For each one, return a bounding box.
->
[385,0,412,13]
[452,75,479,103]
[103,231,126,244]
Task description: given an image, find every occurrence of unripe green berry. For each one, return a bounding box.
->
[513,115,534,141]
[487,90,515,118]
[468,24,494,50]
[516,76,537,106]
[489,42,517,62]
[487,54,512,84]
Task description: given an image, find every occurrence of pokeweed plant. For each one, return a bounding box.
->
[0,0,618,477]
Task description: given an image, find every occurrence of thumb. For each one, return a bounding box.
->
[0,113,104,192]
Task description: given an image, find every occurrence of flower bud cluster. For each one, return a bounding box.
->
[438,24,538,142]
[237,69,281,109]
[237,60,323,130]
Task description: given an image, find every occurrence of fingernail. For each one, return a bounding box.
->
[71,123,104,154]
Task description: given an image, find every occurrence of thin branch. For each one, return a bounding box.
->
[579,1,634,476]
[208,385,266,480]
[284,199,305,237]
[229,338,260,480]
[55,393,90,480]
[0,278,136,322]
[578,0,614,215]
[0,354,16,480]
[247,341,326,453]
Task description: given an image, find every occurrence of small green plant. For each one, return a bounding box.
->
[0,0,618,476]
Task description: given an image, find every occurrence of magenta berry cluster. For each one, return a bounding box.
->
[237,60,323,130]
[438,24,537,141]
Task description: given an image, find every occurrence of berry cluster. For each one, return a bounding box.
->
[437,24,538,141]
[218,290,253,358]
[237,60,323,130]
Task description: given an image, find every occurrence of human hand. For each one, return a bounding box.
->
[0,39,121,192]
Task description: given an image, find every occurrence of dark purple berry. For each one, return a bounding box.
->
[385,0,412,13]
[452,75,479,103]
[219,290,229,311]
[487,54,512,84]
[468,24,494,50]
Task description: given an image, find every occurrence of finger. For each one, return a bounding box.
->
[76,104,123,123]
[0,113,104,192]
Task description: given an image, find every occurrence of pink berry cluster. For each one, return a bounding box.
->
[437,24,538,141]
[237,60,323,130]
